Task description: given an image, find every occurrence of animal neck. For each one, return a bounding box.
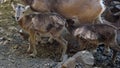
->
[67,25,77,35]
[17,15,24,22]
[17,14,34,29]
[22,0,33,5]
[17,17,24,27]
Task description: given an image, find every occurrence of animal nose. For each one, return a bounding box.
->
[16,17,19,20]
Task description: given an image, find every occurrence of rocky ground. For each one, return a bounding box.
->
[0,1,120,68]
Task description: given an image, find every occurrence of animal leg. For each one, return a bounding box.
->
[111,50,117,64]
[110,41,120,63]
[48,36,53,43]
[27,37,33,53]
[103,43,111,55]
[78,38,87,50]
[39,34,46,44]
[29,31,37,57]
[38,34,49,44]
[55,36,68,61]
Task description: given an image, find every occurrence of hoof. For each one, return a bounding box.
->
[103,51,110,56]
[27,49,32,54]
[41,41,47,44]
[27,47,33,53]
[48,39,53,43]
[28,53,36,58]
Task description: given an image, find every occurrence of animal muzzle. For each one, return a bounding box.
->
[15,17,20,21]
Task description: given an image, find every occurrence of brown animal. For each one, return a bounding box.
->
[65,19,120,63]
[21,0,105,23]
[11,4,68,61]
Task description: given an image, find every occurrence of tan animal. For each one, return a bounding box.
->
[11,4,68,61]
[65,19,120,63]
[21,0,105,23]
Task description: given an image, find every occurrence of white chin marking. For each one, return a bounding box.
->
[100,0,106,14]
[19,29,23,33]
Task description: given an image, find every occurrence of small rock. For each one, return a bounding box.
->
[8,26,18,31]
[0,41,3,45]
[0,55,5,60]
[73,50,94,66]
[7,38,13,41]
[0,37,6,41]
[13,45,19,49]
[112,1,120,5]
[8,55,15,63]
[0,27,4,33]
[116,5,120,10]
[93,67,102,68]
[0,12,2,15]
[59,51,94,68]
[2,40,8,45]
[61,57,76,68]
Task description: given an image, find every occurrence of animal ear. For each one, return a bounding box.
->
[25,5,30,10]
[11,2,17,10]
[65,19,75,27]
[66,19,75,25]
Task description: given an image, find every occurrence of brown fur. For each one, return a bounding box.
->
[18,13,68,59]
[21,0,105,23]
[66,19,120,63]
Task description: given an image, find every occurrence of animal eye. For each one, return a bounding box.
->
[22,7,25,9]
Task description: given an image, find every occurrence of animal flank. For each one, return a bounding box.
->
[22,0,105,23]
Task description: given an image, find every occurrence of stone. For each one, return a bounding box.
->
[61,57,76,68]
[60,50,94,68]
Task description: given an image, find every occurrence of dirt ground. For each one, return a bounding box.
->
[0,25,60,68]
